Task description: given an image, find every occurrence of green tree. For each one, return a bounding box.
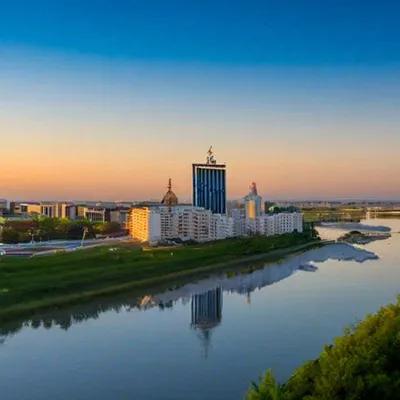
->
[246,370,288,400]
[37,217,60,240]
[1,228,20,243]
[5,219,38,231]
[246,297,400,400]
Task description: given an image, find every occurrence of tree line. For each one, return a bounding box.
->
[0,217,122,244]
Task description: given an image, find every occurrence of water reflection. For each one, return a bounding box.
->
[0,243,378,345]
[191,288,223,357]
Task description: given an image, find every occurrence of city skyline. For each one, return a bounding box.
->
[2,1,400,201]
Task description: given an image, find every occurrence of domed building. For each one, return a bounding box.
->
[161,179,178,206]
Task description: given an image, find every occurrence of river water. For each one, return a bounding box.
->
[1,218,400,400]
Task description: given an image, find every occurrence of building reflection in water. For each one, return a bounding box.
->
[0,244,379,346]
[191,287,223,357]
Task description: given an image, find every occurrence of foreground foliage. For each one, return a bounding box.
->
[246,297,400,400]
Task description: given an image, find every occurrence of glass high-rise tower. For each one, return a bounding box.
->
[192,147,226,214]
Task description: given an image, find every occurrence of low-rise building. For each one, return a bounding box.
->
[110,208,130,229]
[76,202,130,224]
[83,207,109,222]
[10,202,76,219]
[246,213,303,236]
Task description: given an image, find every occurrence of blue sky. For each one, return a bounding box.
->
[1,0,399,65]
[1,1,400,200]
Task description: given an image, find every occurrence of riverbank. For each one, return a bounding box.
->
[246,297,400,400]
[337,230,391,245]
[0,233,322,321]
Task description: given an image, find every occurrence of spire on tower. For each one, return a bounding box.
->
[206,146,216,164]
[161,178,178,206]
[249,182,258,196]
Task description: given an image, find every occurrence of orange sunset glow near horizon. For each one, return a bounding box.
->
[2,49,400,202]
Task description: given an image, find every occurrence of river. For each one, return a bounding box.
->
[1,218,400,400]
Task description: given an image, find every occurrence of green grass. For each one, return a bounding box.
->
[301,209,366,223]
[0,233,318,320]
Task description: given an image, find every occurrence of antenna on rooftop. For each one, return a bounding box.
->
[206,146,216,164]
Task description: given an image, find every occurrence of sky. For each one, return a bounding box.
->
[1,0,400,201]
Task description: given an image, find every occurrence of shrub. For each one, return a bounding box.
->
[246,297,400,400]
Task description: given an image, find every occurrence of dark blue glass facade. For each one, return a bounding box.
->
[192,164,226,214]
[191,288,223,327]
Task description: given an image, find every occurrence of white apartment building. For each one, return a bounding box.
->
[210,214,228,241]
[129,207,162,245]
[265,216,276,236]
[231,208,246,236]
[190,208,211,242]
[160,205,196,241]
[274,212,303,235]
[246,213,303,236]
[130,205,230,244]
[225,217,236,238]
[129,205,303,245]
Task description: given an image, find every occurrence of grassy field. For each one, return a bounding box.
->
[301,208,366,223]
[0,233,319,320]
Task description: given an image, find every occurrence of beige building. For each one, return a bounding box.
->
[83,207,108,222]
[17,202,76,219]
[129,207,162,245]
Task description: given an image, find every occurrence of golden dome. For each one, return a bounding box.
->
[161,179,178,206]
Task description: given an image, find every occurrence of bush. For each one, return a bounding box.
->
[1,227,20,243]
[246,297,400,400]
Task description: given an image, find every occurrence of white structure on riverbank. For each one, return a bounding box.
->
[129,205,303,245]
[129,205,236,245]
[245,213,303,236]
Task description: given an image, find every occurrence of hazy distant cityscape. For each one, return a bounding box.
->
[1,148,399,247]
[1,146,400,248]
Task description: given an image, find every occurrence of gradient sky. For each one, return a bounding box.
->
[1,0,400,201]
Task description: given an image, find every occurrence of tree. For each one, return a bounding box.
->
[5,219,38,231]
[94,222,121,235]
[37,217,60,240]
[246,297,400,400]
[246,370,287,400]
[1,227,20,243]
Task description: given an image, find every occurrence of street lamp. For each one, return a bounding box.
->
[29,229,35,244]
[81,227,89,247]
